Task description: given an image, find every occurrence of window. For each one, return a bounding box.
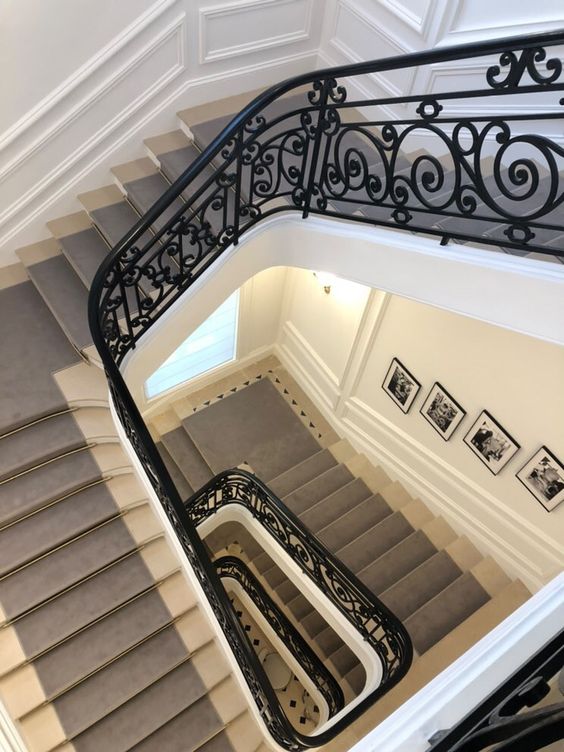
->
[145,291,239,399]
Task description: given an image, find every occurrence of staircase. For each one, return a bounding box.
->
[0,52,556,748]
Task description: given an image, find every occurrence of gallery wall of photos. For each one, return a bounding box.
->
[381,357,564,514]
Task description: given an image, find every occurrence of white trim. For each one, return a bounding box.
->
[351,572,564,752]
[0,700,27,752]
[199,0,314,63]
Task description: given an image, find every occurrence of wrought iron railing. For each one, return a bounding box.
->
[189,469,410,690]
[215,556,345,720]
[88,29,564,750]
[427,627,564,751]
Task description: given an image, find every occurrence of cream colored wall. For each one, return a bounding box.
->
[276,267,564,590]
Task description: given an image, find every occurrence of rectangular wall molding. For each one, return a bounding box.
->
[199,0,314,63]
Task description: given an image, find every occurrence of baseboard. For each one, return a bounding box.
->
[275,347,562,592]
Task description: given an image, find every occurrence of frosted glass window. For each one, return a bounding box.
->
[145,291,239,399]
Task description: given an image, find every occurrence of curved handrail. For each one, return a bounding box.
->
[88,29,564,750]
[215,556,345,720]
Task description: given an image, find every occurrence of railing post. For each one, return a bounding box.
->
[302,79,329,219]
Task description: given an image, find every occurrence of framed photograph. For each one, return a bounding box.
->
[463,410,520,475]
[382,358,421,414]
[420,382,466,441]
[516,447,564,512]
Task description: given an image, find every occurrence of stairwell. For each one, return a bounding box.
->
[0,86,541,750]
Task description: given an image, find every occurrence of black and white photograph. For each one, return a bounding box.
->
[463,410,520,475]
[516,447,564,512]
[420,382,466,440]
[381,358,421,413]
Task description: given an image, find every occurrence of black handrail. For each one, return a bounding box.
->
[215,556,345,719]
[88,30,564,750]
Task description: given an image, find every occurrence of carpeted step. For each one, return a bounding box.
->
[317,493,392,553]
[268,448,338,498]
[357,529,438,595]
[78,185,154,250]
[327,643,360,679]
[380,549,463,621]
[128,701,230,752]
[67,662,229,752]
[20,249,93,351]
[336,511,414,574]
[47,626,193,738]
[8,549,169,662]
[0,515,147,621]
[0,282,79,434]
[182,378,321,480]
[32,590,193,702]
[301,609,328,640]
[274,578,300,605]
[0,446,103,527]
[343,662,365,696]
[0,410,84,482]
[47,212,111,289]
[282,464,354,516]
[315,625,343,659]
[0,482,122,577]
[157,440,194,501]
[285,592,312,620]
[298,477,372,533]
[405,571,490,654]
[161,427,213,492]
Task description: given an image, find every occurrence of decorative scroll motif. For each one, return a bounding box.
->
[90,30,564,751]
[216,556,345,718]
[187,471,412,686]
[427,628,564,751]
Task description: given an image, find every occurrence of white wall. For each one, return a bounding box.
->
[277,265,564,590]
[0,0,325,262]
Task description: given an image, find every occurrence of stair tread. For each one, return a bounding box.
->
[317,493,392,553]
[157,440,194,500]
[163,426,213,491]
[0,517,138,621]
[336,511,414,574]
[283,464,354,515]
[88,199,153,249]
[380,549,463,621]
[13,552,158,659]
[328,643,360,678]
[405,571,490,654]
[58,227,110,288]
[52,626,190,737]
[123,173,184,232]
[358,529,437,595]
[34,589,180,700]
[0,411,84,483]
[315,626,345,660]
[0,447,102,527]
[344,662,366,696]
[0,482,119,578]
[299,477,373,533]
[26,254,92,350]
[67,662,218,752]
[268,448,338,498]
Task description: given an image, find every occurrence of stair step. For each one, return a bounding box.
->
[358,529,437,595]
[405,571,490,654]
[336,511,414,574]
[4,548,168,662]
[283,464,354,515]
[0,482,121,577]
[379,549,462,621]
[343,662,366,696]
[47,212,111,289]
[269,448,338,498]
[285,593,313,621]
[0,447,102,527]
[16,242,92,351]
[298,477,372,533]
[327,643,360,679]
[78,185,154,249]
[274,577,300,605]
[32,591,193,703]
[301,609,330,640]
[64,664,230,752]
[315,626,344,659]
[161,426,213,491]
[0,410,85,483]
[317,493,392,553]
[157,440,194,500]
[0,514,150,622]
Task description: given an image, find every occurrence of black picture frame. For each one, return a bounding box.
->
[420,382,466,441]
[516,446,564,512]
[381,358,421,414]
[463,410,520,475]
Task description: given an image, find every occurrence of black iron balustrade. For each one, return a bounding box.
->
[88,29,564,751]
[188,469,411,690]
[427,627,564,751]
[215,556,345,719]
